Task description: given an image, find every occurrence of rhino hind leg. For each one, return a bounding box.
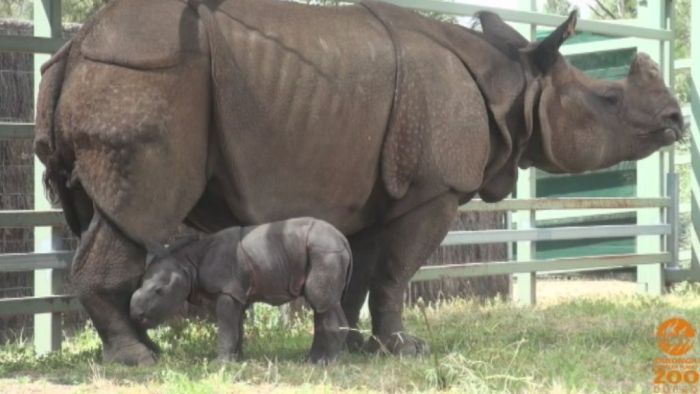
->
[364,192,459,356]
[71,208,156,366]
[308,305,348,364]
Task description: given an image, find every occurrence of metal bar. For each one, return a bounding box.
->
[411,253,671,282]
[667,173,680,269]
[666,267,700,283]
[0,210,65,227]
[0,123,34,139]
[355,0,674,41]
[0,200,666,227]
[0,295,80,316]
[441,224,670,246]
[460,198,669,212]
[535,210,635,227]
[560,37,638,56]
[0,36,66,54]
[0,252,73,273]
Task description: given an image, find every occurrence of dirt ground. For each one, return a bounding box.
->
[533,279,638,303]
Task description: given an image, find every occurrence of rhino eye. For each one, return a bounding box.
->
[602,88,622,105]
[155,288,163,296]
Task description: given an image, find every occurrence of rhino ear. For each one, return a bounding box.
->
[475,11,529,49]
[523,10,577,73]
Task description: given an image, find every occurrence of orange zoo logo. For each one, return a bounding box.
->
[657,318,697,356]
[653,317,699,391]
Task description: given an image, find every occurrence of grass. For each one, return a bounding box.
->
[1,282,700,393]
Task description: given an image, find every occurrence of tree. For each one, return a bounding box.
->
[0,0,108,21]
[544,0,572,15]
[588,0,636,19]
[62,0,109,23]
[0,0,30,19]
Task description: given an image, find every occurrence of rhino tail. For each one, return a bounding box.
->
[34,41,85,236]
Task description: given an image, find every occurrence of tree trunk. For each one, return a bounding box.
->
[406,211,510,304]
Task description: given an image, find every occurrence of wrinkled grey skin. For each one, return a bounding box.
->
[35,0,683,365]
[130,218,351,363]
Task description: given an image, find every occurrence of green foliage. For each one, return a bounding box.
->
[0,0,107,21]
[0,0,30,19]
[544,0,573,16]
[62,0,108,23]
[674,0,691,60]
[588,0,637,20]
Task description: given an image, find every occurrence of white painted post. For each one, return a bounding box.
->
[513,0,537,305]
[690,0,700,279]
[635,0,668,296]
[33,0,62,354]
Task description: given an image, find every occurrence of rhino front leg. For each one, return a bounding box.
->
[365,192,458,355]
[215,294,245,362]
[71,209,156,366]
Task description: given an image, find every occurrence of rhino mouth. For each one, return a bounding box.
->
[140,318,157,329]
[644,125,685,145]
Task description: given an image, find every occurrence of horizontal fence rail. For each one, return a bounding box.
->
[442,224,670,246]
[411,252,672,282]
[0,35,66,53]
[348,0,674,40]
[0,210,65,227]
[0,295,81,316]
[461,197,670,212]
[0,123,34,139]
[0,252,73,273]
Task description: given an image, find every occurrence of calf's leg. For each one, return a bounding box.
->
[215,294,245,361]
[305,250,351,363]
[309,304,348,363]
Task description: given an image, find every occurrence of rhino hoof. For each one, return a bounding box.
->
[308,351,338,365]
[363,332,430,356]
[102,342,157,366]
[344,330,365,353]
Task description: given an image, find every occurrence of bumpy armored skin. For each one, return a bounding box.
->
[35,0,682,364]
[130,218,352,363]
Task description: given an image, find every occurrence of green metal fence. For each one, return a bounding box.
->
[0,0,695,355]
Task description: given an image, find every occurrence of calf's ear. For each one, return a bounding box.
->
[522,10,577,73]
[144,241,168,266]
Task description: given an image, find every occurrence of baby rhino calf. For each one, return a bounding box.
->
[130,217,352,363]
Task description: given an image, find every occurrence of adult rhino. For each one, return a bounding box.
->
[35,0,683,365]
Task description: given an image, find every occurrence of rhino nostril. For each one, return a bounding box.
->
[662,110,684,130]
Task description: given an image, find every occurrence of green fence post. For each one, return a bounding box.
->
[33,0,62,354]
[513,0,537,306]
[636,0,669,296]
